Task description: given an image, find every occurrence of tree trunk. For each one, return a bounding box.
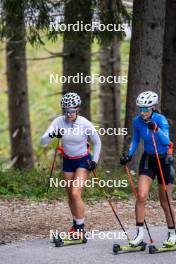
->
[124,0,166,170]
[5,1,34,169]
[62,0,91,119]
[161,0,176,144]
[99,39,121,169]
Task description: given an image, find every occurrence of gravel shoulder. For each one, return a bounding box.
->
[0,198,175,245]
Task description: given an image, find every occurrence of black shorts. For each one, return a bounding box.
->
[139,152,174,185]
[63,154,92,172]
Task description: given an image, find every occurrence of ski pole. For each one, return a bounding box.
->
[91,168,131,241]
[151,132,175,228]
[125,165,154,244]
[46,141,60,192]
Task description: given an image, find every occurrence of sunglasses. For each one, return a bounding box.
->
[64,108,77,115]
[138,107,152,113]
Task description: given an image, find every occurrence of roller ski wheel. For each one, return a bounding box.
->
[113,244,121,254]
[82,236,87,243]
[148,245,157,254]
[54,236,64,247]
[51,233,60,243]
[113,242,147,254]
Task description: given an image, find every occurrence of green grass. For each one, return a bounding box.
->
[0,165,131,200]
[0,163,170,201]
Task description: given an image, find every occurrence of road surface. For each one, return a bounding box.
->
[0,227,175,264]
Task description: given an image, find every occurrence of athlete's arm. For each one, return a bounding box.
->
[155,116,170,145]
[85,122,101,163]
[128,119,141,157]
[40,117,61,145]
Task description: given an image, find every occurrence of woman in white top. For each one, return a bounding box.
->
[41,92,101,236]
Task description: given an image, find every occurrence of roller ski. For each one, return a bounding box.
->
[149,232,176,254]
[113,228,147,254]
[53,222,87,247]
[113,231,147,254]
[113,241,147,254]
[54,234,87,247]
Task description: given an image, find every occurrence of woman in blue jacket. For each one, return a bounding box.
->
[120,91,175,247]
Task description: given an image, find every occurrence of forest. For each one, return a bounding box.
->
[0,0,176,198]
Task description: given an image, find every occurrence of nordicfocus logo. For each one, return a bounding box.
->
[48,126,128,137]
[50,73,127,85]
[50,230,127,241]
[49,21,128,33]
[49,178,128,188]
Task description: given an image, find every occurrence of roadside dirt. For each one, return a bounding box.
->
[0,198,175,245]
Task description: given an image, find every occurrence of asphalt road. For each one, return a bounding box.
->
[0,227,175,264]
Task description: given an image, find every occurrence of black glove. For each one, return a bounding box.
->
[147,121,158,131]
[120,155,132,166]
[87,161,97,171]
[49,129,62,138]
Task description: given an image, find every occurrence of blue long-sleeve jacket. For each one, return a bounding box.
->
[128,112,170,156]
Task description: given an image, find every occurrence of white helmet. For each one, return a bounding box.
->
[61,92,81,108]
[136,91,158,107]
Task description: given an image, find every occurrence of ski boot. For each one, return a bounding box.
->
[163,232,176,247]
[67,223,85,241]
[129,231,144,247]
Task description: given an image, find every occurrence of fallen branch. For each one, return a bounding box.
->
[0,127,9,133]
[14,52,69,61]
[45,91,62,97]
